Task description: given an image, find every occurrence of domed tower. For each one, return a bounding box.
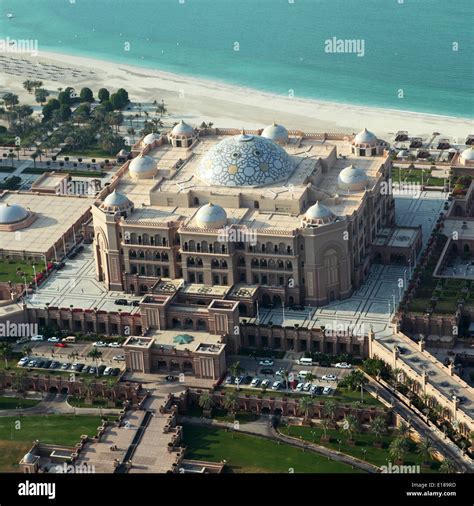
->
[128,153,157,180]
[338,165,369,191]
[195,202,227,229]
[459,147,474,166]
[99,189,134,217]
[168,120,197,148]
[261,123,289,144]
[351,128,384,156]
[301,201,336,228]
[141,132,161,148]
[196,133,294,187]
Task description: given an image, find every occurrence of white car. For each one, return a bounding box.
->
[259,359,274,367]
[322,374,337,381]
[323,386,332,395]
[93,341,108,348]
[275,369,285,377]
[303,382,312,391]
[16,337,29,345]
[250,377,261,387]
[271,381,282,390]
[297,370,310,379]
[30,335,44,341]
[108,342,122,348]
[113,355,125,362]
[335,362,351,369]
[261,379,270,389]
[17,357,29,366]
[295,382,304,392]
[47,337,60,343]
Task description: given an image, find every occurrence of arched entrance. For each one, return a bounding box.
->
[272,295,282,307]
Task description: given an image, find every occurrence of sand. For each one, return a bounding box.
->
[0,49,472,140]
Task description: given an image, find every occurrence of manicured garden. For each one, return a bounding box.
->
[392,167,446,187]
[0,260,38,283]
[0,396,40,410]
[181,423,361,473]
[0,414,101,472]
[22,167,106,178]
[280,425,440,473]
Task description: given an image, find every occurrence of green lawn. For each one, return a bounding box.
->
[182,423,361,473]
[22,167,106,178]
[280,425,440,473]
[59,147,114,159]
[0,396,40,410]
[0,414,101,472]
[0,260,38,283]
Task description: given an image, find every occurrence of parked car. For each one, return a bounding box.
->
[289,304,305,311]
[93,341,108,348]
[275,369,285,377]
[261,379,270,389]
[315,386,324,395]
[111,368,120,376]
[43,360,52,369]
[259,368,274,375]
[322,374,337,381]
[243,375,253,385]
[35,359,45,368]
[27,359,37,367]
[47,336,60,343]
[16,337,29,345]
[60,363,71,370]
[108,342,122,348]
[88,367,98,375]
[113,355,125,362]
[76,364,85,372]
[82,366,90,374]
[131,300,140,307]
[54,342,66,348]
[30,335,44,341]
[271,381,282,390]
[114,299,128,306]
[250,377,261,387]
[97,365,106,375]
[235,375,245,385]
[335,362,351,369]
[297,370,310,380]
[310,385,318,395]
[259,359,274,367]
[296,382,304,392]
[323,386,332,395]
[165,375,177,382]
[17,357,29,367]
[225,375,234,385]
[303,382,312,391]
[103,367,113,376]
[50,361,60,369]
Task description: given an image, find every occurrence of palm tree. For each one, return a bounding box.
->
[323,399,337,424]
[389,436,408,463]
[22,344,32,357]
[369,415,387,445]
[439,458,457,474]
[341,414,359,441]
[81,376,94,401]
[305,372,315,384]
[0,343,13,369]
[298,396,313,422]
[229,361,243,391]
[198,391,214,413]
[417,437,435,466]
[397,421,411,441]
[320,417,331,440]
[223,390,238,416]
[88,348,102,377]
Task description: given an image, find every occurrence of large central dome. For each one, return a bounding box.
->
[196,134,294,187]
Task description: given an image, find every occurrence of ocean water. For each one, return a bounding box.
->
[1,0,473,118]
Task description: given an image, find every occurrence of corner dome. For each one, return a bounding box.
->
[171,120,194,136]
[460,147,474,161]
[142,132,160,145]
[195,203,227,229]
[261,123,289,144]
[128,153,157,179]
[100,190,133,213]
[0,203,29,224]
[22,452,36,464]
[354,128,377,145]
[338,165,369,191]
[302,201,336,227]
[196,133,294,187]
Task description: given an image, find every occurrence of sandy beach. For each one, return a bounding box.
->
[0,49,472,139]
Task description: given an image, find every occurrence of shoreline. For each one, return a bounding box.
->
[1,49,473,139]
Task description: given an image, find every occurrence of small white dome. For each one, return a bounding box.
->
[171,120,194,136]
[195,203,227,229]
[354,128,377,145]
[303,201,336,226]
[0,203,29,224]
[261,123,289,144]
[338,165,369,191]
[102,190,132,210]
[129,153,157,179]
[142,132,160,145]
[461,147,474,161]
[22,452,36,464]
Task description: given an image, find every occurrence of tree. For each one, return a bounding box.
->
[0,342,13,369]
[229,361,243,391]
[223,390,238,415]
[389,436,408,463]
[341,414,359,441]
[323,399,337,423]
[80,87,94,103]
[320,418,331,440]
[397,422,411,441]
[22,344,32,357]
[35,88,49,105]
[88,348,102,377]
[2,92,19,111]
[59,104,72,122]
[439,458,457,474]
[198,391,214,412]
[298,396,313,421]
[23,80,34,94]
[417,437,435,465]
[98,88,110,103]
[369,415,387,444]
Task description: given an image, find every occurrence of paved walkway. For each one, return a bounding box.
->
[178,415,378,473]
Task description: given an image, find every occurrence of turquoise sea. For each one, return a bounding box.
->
[1,0,473,118]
